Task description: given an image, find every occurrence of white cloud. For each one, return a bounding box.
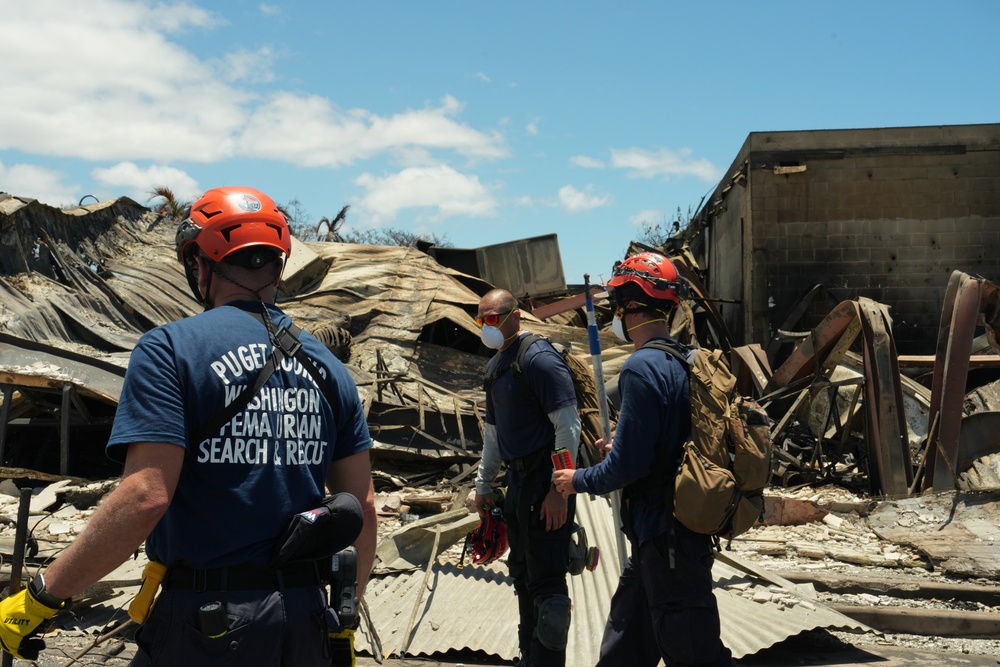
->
[525,117,541,136]
[0,0,244,163]
[0,160,79,207]
[475,71,492,83]
[215,47,278,84]
[92,162,202,204]
[558,185,611,213]
[610,147,721,182]
[629,208,667,228]
[353,165,498,224]
[259,4,281,15]
[0,2,506,171]
[240,94,508,167]
[570,155,605,169]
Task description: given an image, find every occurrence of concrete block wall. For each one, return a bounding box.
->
[752,149,1000,354]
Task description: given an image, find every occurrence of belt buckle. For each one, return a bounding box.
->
[194,569,208,593]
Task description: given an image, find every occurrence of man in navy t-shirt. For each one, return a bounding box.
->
[472,288,581,667]
[0,187,377,666]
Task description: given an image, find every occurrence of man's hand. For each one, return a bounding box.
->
[551,468,577,499]
[0,577,67,660]
[594,436,614,461]
[539,486,568,531]
[473,492,494,517]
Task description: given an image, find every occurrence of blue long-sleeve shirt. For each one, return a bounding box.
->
[573,338,691,544]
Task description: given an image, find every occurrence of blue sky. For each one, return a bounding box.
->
[2,1,998,286]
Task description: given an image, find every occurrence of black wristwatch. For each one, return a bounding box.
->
[28,574,71,610]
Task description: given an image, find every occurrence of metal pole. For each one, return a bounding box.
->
[0,384,13,465]
[583,274,628,573]
[4,487,32,667]
[60,383,72,477]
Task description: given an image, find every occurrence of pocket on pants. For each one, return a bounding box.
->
[149,592,284,665]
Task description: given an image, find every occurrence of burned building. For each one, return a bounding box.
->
[686,123,1000,357]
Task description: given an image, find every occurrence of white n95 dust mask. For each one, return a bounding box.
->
[611,314,630,343]
[480,325,506,350]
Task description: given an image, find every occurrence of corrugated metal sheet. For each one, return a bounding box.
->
[477,234,568,299]
[428,234,569,299]
[357,493,873,664]
[0,333,126,402]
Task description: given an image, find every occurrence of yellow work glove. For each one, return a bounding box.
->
[0,575,70,660]
[329,627,356,667]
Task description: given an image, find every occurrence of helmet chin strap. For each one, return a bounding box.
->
[183,256,213,312]
[212,262,284,344]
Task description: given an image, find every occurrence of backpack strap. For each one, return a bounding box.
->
[512,333,547,403]
[192,311,341,445]
[621,339,692,500]
[482,333,547,400]
[482,333,555,470]
[640,338,694,368]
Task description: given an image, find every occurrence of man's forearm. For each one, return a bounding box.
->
[44,472,168,600]
[549,404,581,465]
[352,476,377,598]
[475,423,502,495]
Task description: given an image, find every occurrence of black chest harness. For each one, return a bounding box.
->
[192,310,340,445]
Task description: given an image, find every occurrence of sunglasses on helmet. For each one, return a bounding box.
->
[610,262,692,300]
[475,310,512,329]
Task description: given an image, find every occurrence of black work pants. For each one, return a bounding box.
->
[130,584,331,666]
[596,525,736,667]
[504,466,575,667]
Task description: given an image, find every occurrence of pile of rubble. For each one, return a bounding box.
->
[2,195,1000,664]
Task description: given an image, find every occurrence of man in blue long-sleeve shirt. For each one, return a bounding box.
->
[553,252,736,667]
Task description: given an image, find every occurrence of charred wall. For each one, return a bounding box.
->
[692,124,1000,356]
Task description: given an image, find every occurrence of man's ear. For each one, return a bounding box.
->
[195,254,212,298]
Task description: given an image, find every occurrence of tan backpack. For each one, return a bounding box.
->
[642,341,773,542]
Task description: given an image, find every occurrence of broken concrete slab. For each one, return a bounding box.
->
[867,491,1000,579]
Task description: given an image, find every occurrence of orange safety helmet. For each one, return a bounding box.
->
[175,186,291,265]
[607,252,686,303]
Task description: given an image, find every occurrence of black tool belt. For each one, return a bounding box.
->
[622,463,675,503]
[163,561,326,591]
[503,446,550,473]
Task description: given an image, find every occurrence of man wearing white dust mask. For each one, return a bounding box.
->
[470,288,581,667]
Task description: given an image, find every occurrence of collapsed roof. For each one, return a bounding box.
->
[2,192,999,663]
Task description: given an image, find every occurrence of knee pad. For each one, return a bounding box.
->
[534,595,572,651]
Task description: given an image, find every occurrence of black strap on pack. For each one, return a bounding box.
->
[621,339,692,501]
[639,338,693,368]
[483,333,557,472]
[483,333,546,401]
[192,312,341,445]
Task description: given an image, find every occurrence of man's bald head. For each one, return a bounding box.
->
[479,288,518,313]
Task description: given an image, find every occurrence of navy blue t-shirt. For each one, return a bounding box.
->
[107,301,371,569]
[484,333,577,464]
[575,338,690,544]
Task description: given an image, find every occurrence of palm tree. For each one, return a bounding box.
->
[147,186,190,219]
[316,205,350,242]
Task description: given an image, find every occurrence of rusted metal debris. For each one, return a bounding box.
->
[629,242,1000,502]
[2,196,999,508]
[924,271,1000,492]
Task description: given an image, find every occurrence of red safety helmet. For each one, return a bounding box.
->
[461,506,509,566]
[607,252,686,303]
[175,186,291,265]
